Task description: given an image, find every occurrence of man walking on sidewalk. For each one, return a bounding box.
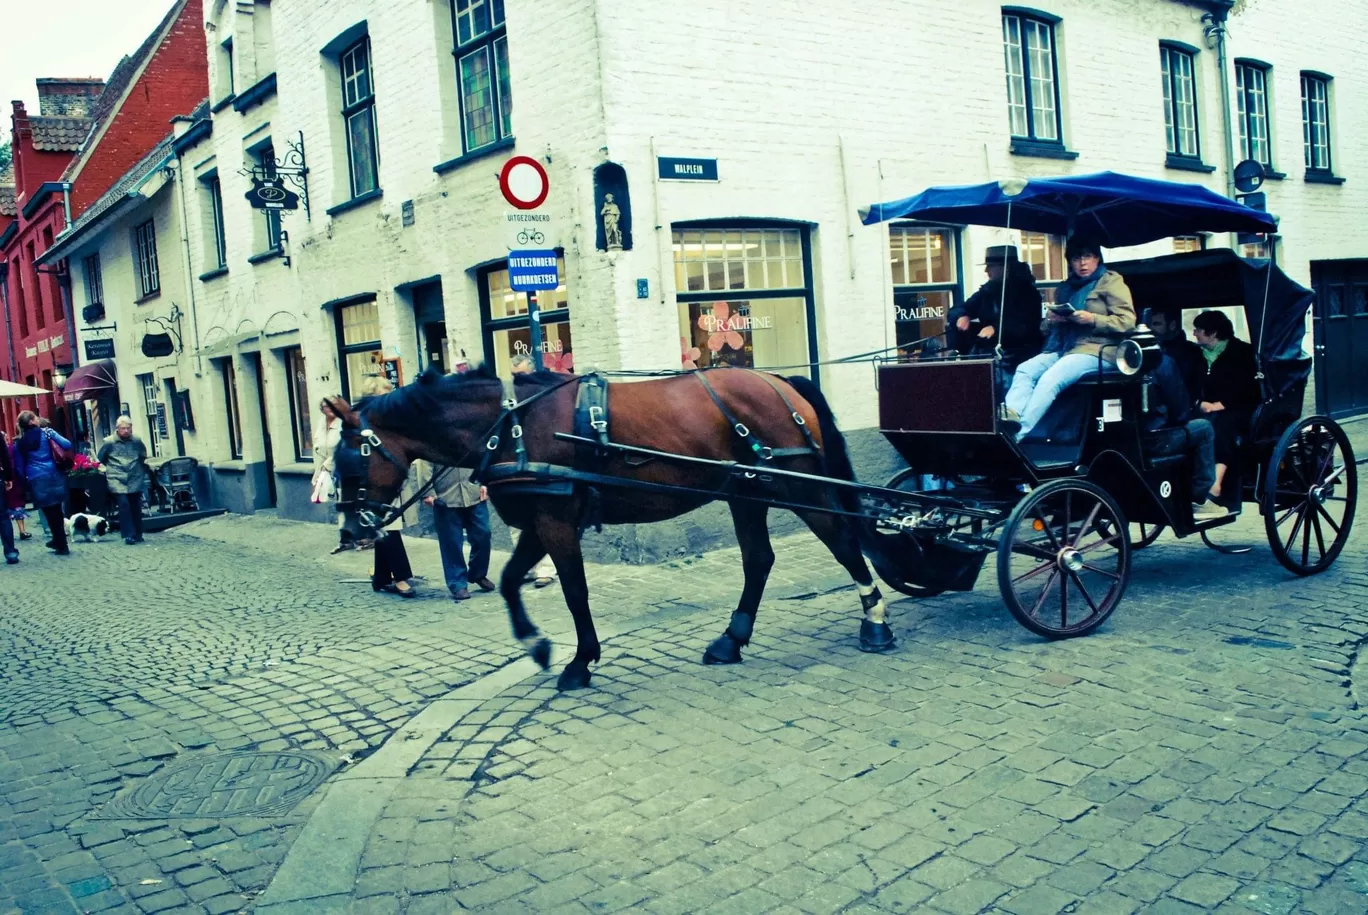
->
[418,461,495,601]
[97,416,150,545]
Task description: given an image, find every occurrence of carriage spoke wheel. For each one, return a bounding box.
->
[875,468,946,598]
[1131,522,1165,550]
[1263,416,1357,576]
[997,479,1130,639]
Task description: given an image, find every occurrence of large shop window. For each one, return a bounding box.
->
[673,226,815,377]
[479,257,572,376]
[452,0,512,154]
[335,298,384,399]
[889,226,961,355]
[285,347,313,461]
[221,360,243,460]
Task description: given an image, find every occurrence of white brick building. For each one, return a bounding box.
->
[55,0,1368,546]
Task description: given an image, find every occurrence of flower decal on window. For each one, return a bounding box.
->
[545,350,574,373]
[698,302,746,354]
[681,337,701,370]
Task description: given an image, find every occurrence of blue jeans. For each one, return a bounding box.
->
[433,502,491,593]
[1006,352,1116,439]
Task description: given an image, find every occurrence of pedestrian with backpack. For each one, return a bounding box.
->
[13,411,73,555]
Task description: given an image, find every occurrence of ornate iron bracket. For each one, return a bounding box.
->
[238,130,311,220]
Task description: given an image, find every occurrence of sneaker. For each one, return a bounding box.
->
[1192,501,1229,521]
[999,405,1021,422]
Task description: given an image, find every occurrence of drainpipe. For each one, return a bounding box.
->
[1203,5,1238,200]
[171,159,204,378]
[61,182,73,228]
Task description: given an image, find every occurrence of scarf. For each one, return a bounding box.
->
[1202,338,1228,366]
[1045,267,1107,353]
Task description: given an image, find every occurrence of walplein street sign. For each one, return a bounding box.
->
[657,157,719,181]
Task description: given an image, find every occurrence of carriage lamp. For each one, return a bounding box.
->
[1116,332,1162,376]
[52,365,72,390]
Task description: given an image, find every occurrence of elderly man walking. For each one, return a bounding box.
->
[97,416,151,545]
[417,461,495,601]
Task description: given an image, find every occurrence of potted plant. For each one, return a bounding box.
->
[66,453,110,517]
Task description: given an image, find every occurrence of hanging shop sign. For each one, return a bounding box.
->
[245,177,300,211]
[84,338,116,360]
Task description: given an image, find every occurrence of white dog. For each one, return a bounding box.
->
[65,513,110,543]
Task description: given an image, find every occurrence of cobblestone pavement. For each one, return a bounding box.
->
[4,495,1368,913]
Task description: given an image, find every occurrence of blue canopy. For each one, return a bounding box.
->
[860,171,1279,247]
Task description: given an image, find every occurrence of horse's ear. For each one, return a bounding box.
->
[328,396,361,428]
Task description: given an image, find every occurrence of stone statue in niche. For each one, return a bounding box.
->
[600,194,623,250]
[592,162,632,252]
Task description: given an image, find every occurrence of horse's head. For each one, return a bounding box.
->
[324,366,506,534]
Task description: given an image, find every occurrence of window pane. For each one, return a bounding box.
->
[459,46,496,150]
[678,298,809,377]
[492,0,505,27]
[340,300,381,345]
[288,348,313,460]
[1162,49,1176,154]
[1171,51,1198,157]
[1025,20,1057,141]
[494,37,512,138]
[893,289,953,355]
[1020,231,1066,283]
[491,320,572,377]
[1302,76,1330,169]
[342,42,372,107]
[1002,16,1028,138]
[345,350,385,398]
[348,108,379,195]
[671,228,804,293]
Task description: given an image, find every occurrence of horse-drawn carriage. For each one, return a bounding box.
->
[335,171,1356,690]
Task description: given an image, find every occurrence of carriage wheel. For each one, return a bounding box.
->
[1131,523,1165,550]
[1262,416,1357,576]
[875,468,945,598]
[997,479,1130,639]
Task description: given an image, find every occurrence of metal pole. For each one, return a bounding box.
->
[527,290,545,371]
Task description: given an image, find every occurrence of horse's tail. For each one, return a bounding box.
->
[784,375,859,513]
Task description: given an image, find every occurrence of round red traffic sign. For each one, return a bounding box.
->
[499,156,550,210]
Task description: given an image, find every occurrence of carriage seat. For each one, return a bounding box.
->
[1018,371,1136,470]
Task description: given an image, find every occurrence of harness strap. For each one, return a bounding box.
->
[754,372,821,453]
[696,371,773,461]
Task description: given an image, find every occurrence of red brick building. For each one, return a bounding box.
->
[0,0,207,438]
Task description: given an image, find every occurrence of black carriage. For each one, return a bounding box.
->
[860,175,1357,638]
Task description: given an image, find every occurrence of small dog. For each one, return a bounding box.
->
[65,513,110,543]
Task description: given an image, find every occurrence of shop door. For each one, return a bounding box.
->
[164,379,186,456]
[1310,260,1368,417]
[412,281,448,374]
[250,354,277,507]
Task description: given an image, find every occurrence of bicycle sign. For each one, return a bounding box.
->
[505,211,556,252]
[516,228,546,246]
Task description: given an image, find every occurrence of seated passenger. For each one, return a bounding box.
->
[1191,310,1260,501]
[1003,236,1136,440]
[948,245,1044,366]
[1148,307,1205,406]
[1144,353,1226,521]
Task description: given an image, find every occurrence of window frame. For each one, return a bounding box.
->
[138,372,163,459]
[83,253,104,307]
[1001,9,1065,147]
[451,0,513,155]
[133,219,161,299]
[333,297,383,401]
[284,346,313,461]
[1234,61,1273,169]
[221,359,243,460]
[206,174,227,269]
[1300,72,1333,175]
[1018,231,1068,284]
[340,37,380,198]
[251,143,282,256]
[670,222,820,386]
[1159,43,1202,162]
[888,224,965,356]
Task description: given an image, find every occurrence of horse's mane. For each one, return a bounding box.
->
[354,363,569,430]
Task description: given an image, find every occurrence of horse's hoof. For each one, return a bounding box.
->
[702,633,744,665]
[556,663,592,691]
[529,638,553,670]
[859,620,897,653]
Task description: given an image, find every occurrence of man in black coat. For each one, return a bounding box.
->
[948,245,1044,369]
[0,435,17,563]
[1149,308,1204,406]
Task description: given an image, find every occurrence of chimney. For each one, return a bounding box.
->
[35,78,106,118]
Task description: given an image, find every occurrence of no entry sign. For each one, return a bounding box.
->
[499,156,550,210]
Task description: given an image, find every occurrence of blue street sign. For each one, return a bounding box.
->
[657,156,718,181]
[508,250,560,292]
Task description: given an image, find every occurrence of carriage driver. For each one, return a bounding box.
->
[1143,353,1228,521]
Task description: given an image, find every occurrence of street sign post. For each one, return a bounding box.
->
[498,156,554,369]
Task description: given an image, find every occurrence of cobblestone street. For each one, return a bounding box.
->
[3,497,1368,914]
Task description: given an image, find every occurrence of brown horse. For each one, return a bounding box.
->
[327,365,896,690]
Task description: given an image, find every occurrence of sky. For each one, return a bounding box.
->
[1,0,179,147]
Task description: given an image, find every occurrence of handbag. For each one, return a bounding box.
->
[46,431,75,474]
[310,472,335,504]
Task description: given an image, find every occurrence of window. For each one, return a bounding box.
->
[285,347,313,461]
[83,254,104,306]
[1019,232,1066,283]
[1301,73,1332,173]
[222,360,243,459]
[139,373,163,459]
[1002,11,1061,144]
[480,257,571,376]
[673,226,814,378]
[452,0,512,153]
[205,175,227,269]
[889,226,960,356]
[1173,235,1205,253]
[1241,241,1271,261]
[334,298,383,400]
[41,227,58,323]
[1235,63,1272,167]
[1160,45,1199,160]
[340,38,379,197]
[28,242,45,330]
[220,37,235,98]
[253,144,282,254]
[133,219,160,298]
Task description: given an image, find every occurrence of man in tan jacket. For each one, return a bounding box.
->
[417,461,495,601]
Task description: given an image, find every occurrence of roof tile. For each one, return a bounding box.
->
[30,116,93,152]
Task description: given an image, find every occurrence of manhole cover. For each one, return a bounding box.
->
[94,751,334,819]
